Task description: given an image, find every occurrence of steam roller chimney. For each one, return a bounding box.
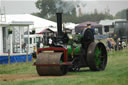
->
[56,13,63,36]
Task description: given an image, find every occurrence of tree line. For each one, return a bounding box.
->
[33,0,128,23]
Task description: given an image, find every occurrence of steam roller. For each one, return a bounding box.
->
[34,13,108,76]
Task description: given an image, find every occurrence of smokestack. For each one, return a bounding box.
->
[56,13,63,36]
[126,9,128,21]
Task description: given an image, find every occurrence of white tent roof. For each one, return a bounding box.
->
[99,19,126,26]
[64,22,76,29]
[0,21,8,25]
[6,14,57,32]
[99,20,114,26]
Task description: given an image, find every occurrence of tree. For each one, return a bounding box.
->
[35,0,76,19]
[48,9,113,24]
[35,0,57,18]
[115,8,128,19]
[34,1,113,23]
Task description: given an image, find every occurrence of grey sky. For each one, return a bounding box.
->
[0,0,39,14]
[82,1,128,15]
[0,0,128,16]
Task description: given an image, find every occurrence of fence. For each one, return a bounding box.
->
[0,53,32,64]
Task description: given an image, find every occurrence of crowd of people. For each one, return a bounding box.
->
[106,37,127,51]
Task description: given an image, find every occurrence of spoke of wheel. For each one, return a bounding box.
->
[95,47,102,66]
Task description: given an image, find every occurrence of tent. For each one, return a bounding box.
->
[64,22,77,30]
[99,19,126,26]
[6,14,57,33]
[75,21,102,34]
[75,21,102,28]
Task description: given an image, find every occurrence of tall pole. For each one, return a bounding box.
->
[19,26,22,53]
[9,26,13,54]
[28,26,30,53]
[26,26,30,63]
[8,49,10,64]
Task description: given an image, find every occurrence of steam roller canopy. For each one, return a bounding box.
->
[35,52,67,76]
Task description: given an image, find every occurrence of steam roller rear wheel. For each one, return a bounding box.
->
[87,42,107,71]
[35,52,67,76]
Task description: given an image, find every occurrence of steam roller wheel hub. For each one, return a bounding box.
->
[35,52,67,76]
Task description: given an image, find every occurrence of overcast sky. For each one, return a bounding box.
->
[0,0,128,16]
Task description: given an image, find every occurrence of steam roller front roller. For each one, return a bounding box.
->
[35,52,68,76]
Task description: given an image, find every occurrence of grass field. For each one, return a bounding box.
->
[0,48,128,85]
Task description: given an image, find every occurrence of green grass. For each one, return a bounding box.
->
[0,48,128,85]
[0,62,36,74]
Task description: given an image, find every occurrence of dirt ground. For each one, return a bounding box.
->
[0,74,75,81]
